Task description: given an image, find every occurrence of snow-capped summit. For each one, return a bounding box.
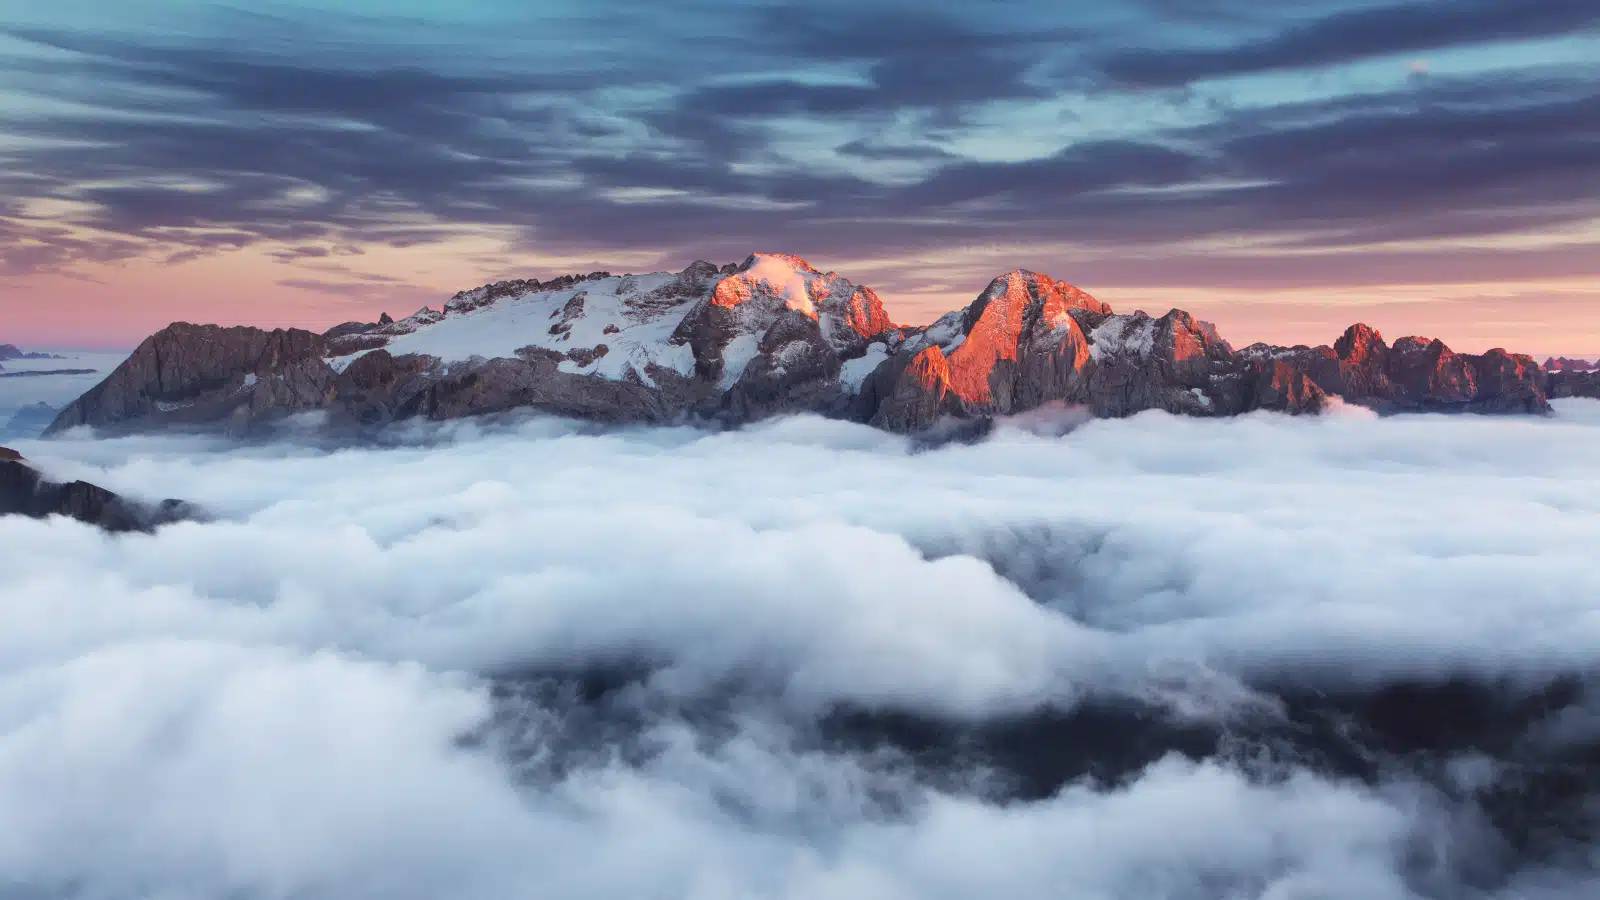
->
[710,253,894,354]
[313,253,897,409]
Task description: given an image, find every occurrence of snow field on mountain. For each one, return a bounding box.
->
[332,272,697,384]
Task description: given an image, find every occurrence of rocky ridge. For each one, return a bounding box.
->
[45,253,1564,437]
[0,344,67,361]
[1,447,197,532]
[1549,369,1600,401]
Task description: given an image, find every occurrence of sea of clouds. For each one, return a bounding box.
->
[2,401,1597,899]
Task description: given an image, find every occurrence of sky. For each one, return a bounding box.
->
[0,0,1597,354]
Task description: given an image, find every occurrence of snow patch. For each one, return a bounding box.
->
[1240,343,1298,361]
[840,343,890,392]
[1089,316,1157,360]
[740,254,818,318]
[766,339,813,378]
[906,311,968,355]
[328,354,364,374]
[720,333,762,389]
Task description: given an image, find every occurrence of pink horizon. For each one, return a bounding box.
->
[9,251,1600,360]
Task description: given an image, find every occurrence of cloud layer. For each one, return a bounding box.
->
[2,402,1598,897]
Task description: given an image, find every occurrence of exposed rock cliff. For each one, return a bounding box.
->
[47,324,333,433]
[46,253,1555,437]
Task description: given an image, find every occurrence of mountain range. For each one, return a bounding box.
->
[1544,356,1599,371]
[42,253,1600,437]
[0,344,67,363]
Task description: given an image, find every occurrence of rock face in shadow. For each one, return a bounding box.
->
[1549,369,1600,400]
[0,448,198,532]
[392,356,672,425]
[44,253,1556,438]
[1544,357,1596,372]
[723,309,849,422]
[47,324,335,434]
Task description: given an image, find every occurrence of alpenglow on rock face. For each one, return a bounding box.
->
[46,253,1555,436]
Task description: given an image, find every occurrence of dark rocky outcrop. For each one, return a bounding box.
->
[0,448,197,532]
[42,255,1564,438]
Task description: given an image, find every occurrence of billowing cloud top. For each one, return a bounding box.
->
[2,401,1600,896]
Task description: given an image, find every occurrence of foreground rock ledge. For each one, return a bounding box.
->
[46,253,1567,438]
[0,447,197,532]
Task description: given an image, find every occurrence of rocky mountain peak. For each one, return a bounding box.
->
[679,259,725,283]
[1335,323,1387,363]
[939,269,1100,406]
[704,252,893,356]
[712,253,826,315]
[736,251,817,275]
[1392,335,1445,355]
[968,270,1111,326]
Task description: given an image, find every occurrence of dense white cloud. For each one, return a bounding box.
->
[3,402,1598,898]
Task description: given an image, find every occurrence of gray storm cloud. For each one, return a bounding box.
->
[2,401,1597,898]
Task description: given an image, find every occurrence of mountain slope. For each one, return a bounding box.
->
[46,253,1554,436]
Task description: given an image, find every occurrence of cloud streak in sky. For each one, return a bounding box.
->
[0,0,1596,351]
[1098,0,1600,85]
